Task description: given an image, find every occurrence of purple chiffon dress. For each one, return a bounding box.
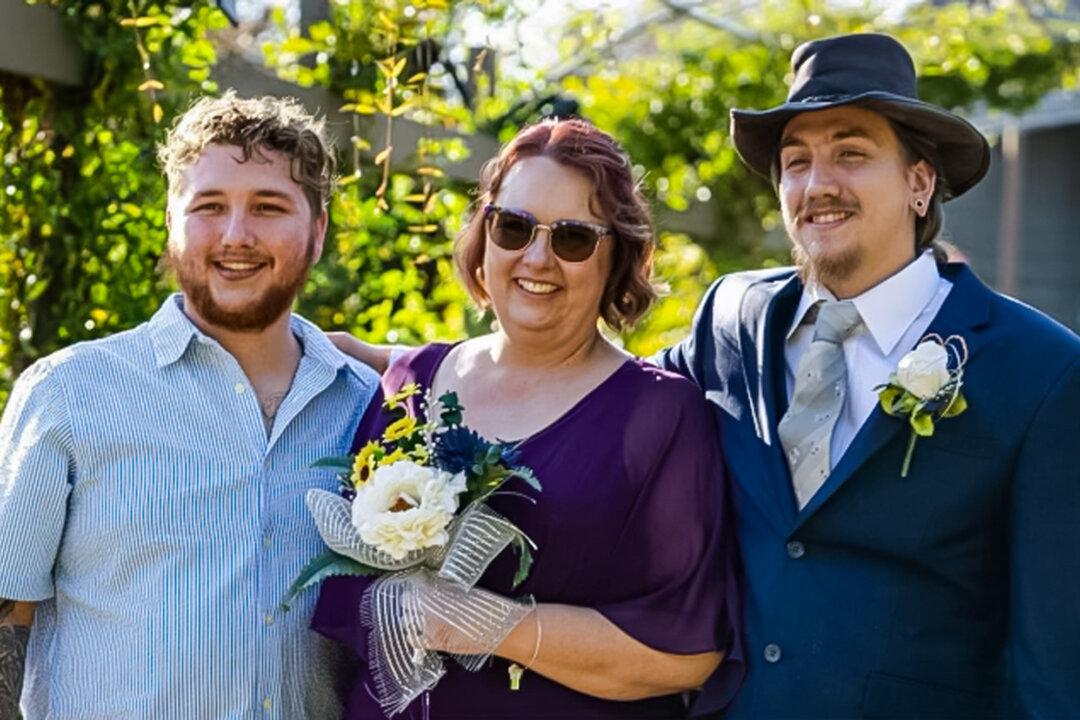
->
[312,343,744,719]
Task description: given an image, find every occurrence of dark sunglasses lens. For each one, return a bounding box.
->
[490,210,534,250]
[551,224,599,262]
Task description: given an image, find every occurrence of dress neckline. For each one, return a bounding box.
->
[418,341,637,446]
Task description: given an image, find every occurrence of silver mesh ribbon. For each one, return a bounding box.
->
[305,489,535,716]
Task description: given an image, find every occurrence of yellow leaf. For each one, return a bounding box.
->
[403,194,428,203]
[375,97,392,115]
[416,166,444,177]
[120,16,162,28]
[352,104,376,115]
[138,79,164,92]
[351,137,371,151]
[376,12,397,32]
[390,101,417,117]
[406,72,428,84]
[407,224,439,233]
[338,103,356,113]
[374,146,393,165]
[152,103,164,124]
[338,172,362,186]
[392,57,408,78]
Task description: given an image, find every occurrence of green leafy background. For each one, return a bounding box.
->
[1,0,1077,406]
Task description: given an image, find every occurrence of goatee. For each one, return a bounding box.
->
[791,240,863,289]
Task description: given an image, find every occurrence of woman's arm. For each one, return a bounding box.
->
[426,601,721,700]
[326,332,403,374]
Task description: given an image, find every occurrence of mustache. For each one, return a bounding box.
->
[208,254,273,264]
[798,200,860,221]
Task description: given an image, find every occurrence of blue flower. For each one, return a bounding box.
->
[432,426,491,475]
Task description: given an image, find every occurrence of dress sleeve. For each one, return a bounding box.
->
[593,376,744,696]
[0,360,75,600]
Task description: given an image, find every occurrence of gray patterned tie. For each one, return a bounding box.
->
[779,300,863,509]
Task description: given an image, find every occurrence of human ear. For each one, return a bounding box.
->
[907,160,936,217]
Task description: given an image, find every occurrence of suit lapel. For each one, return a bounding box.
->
[737,274,802,530]
[794,263,994,527]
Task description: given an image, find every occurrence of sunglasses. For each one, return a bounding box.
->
[483,204,611,262]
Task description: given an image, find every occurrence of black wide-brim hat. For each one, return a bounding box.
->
[730,33,990,199]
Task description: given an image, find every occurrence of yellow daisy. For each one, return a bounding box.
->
[382,415,418,443]
[350,441,382,488]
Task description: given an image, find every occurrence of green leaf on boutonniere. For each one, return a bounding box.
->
[942,392,968,418]
[910,411,935,437]
[897,393,919,415]
[879,385,901,414]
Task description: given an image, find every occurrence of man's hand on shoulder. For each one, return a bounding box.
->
[0,600,34,720]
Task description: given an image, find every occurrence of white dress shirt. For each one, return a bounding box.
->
[784,253,953,470]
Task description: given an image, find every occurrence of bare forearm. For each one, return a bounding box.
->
[325,333,401,374]
[0,600,34,720]
[497,604,721,701]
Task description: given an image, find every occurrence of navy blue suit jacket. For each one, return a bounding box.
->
[659,263,1080,718]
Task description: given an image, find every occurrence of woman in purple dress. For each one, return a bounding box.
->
[315,118,743,718]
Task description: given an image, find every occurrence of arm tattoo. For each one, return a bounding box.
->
[0,606,30,720]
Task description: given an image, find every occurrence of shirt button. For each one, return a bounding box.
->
[263,535,273,549]
[264,612,274,625]
[234,382,246,394]
[786,540,806,559]
[262,697,272,710]
[763,643,783,663]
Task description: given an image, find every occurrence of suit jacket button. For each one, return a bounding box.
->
[763,643,782,663]
[786,540,806,559]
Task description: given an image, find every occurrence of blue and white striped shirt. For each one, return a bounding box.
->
[0,295,378,719]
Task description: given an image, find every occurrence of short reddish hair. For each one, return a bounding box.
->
[454,118,659,330]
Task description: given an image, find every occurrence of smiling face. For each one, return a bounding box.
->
[165,143,327,333]
[482,155,613,344]
[778,105,934,297]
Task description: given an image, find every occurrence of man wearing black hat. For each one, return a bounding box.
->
[660,33,1080,718]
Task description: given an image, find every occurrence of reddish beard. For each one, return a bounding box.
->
[166,234,316,332]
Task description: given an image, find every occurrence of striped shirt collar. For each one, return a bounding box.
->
[148,293,365,380]
[787,252,942,356]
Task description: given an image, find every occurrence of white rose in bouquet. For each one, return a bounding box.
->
[352,460,467,560]
[895,341,951,400]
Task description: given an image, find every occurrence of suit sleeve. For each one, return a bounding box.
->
[0,360,75,601]
[652,277,723,389]
[1007,354,1080,715]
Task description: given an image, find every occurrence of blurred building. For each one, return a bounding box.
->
[946,91,1080,333]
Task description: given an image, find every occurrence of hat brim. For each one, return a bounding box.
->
[730,92,991,199]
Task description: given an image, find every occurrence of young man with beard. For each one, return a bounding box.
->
[662,34,1080,718]
[0,94,377,719]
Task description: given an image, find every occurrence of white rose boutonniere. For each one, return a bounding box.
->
[876,334,969,477]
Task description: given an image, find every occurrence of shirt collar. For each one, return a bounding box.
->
[147,293,369,381]
[786,252,942,355]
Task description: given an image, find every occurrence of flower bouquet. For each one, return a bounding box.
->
[284,384,541,716]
